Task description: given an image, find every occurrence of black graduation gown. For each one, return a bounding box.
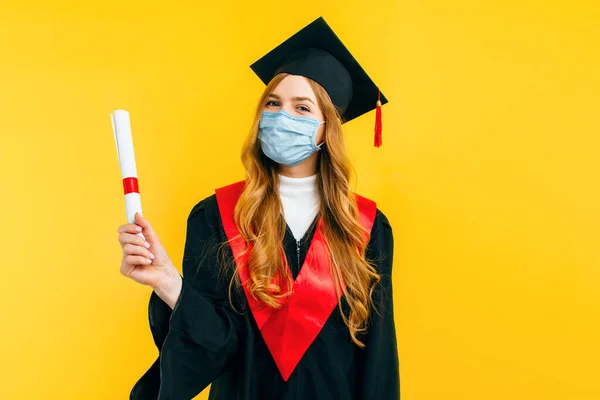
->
[130,193,400,400]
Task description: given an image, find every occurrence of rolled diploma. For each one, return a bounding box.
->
[111,110,145,239]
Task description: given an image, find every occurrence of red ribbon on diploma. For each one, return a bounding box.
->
[123,177,139,195]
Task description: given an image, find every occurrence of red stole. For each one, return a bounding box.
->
[215,180,377,381]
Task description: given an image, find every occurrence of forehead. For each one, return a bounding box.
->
[270,74,317,100]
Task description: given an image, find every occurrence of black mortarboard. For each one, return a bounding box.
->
[250,16,388,147]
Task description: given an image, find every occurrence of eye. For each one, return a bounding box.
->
[297,105,311,112]
[265,100,280,108]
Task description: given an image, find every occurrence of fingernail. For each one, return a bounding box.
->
[146,258,152,264]
[144,242,150,248]
[135,226,142,232]
[149,252,155,259]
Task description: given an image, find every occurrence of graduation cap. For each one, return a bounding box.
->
[250,16,388,147]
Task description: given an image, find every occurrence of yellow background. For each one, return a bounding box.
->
[1,0,598,399]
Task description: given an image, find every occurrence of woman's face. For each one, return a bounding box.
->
[264,74,326,145]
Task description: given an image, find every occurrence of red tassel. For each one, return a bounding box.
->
[374,88,382,147]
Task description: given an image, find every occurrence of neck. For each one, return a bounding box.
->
[277,172,320,240]
[278,152,318,178]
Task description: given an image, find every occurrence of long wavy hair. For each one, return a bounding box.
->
[224,73,380,346]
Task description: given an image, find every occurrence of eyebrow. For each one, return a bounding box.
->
[268,93,316,106]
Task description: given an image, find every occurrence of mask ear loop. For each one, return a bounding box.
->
[316,121,326,148]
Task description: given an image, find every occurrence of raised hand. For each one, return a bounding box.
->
[117,213,181,304]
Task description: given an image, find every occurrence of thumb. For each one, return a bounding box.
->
[134,212,160,245]
[134,213,171,264]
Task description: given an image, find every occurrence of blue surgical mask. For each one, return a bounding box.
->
[258,110,325,167]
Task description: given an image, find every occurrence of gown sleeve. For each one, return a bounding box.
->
[130,197,244,400]
[360,209,401,399]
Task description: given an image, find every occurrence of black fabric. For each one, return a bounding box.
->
[130,193,400,400]
[275,48,353,116]
[249,16,388,123]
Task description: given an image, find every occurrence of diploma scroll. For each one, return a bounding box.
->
[111,110,145,239]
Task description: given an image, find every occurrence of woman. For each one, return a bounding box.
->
[118,17,399,400]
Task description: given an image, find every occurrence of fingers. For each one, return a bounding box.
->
[123,243,155,260]
[124,254,153,266]
[118,232,150,249]
[118,223,142,234]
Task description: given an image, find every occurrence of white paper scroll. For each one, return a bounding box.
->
[111,110,144,238]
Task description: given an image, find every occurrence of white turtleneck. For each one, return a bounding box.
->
[278,173,320,240]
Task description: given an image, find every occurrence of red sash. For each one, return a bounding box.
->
[215,180,377,381]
